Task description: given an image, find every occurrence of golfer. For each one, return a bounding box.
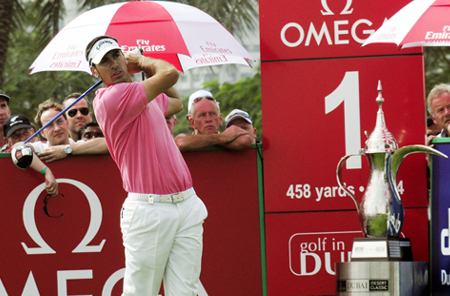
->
[85,36,207,296]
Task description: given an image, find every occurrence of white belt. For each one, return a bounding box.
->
[128,188,195,204]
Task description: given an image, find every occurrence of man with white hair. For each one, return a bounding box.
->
[174,89,252,151]
[426,83,450,146]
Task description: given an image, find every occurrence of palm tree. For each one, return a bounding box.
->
[425,47,450,97]
[179,0,258,37]
[1,0,258,118]
[0,0,23,88]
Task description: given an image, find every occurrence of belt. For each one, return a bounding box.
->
[127,188,195,204]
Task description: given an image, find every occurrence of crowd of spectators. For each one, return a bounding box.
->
[1,88,258,156]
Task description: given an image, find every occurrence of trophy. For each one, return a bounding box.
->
[336,81,447,261]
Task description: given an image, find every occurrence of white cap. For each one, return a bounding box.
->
[188,90,214,113]
[88,37,122,66]
[225,109,252,128]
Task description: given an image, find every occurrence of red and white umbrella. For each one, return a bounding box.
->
[29,0,255,74]
[362,0,450,49]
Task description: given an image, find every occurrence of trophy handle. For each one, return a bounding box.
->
[336,153,362,214]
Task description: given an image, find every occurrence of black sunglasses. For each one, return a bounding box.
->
[68,107,89,118]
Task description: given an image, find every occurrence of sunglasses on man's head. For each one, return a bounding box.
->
[193,96,215,104]
[67,107,89,118]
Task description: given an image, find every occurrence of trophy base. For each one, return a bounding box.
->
[336,261,429,295]
[350,237,413,262]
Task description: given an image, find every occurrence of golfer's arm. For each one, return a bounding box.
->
[165,87,183,116]
[70,138,109,155]
[140,58,180,103]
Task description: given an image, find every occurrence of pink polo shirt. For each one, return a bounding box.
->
[93,82,192,195]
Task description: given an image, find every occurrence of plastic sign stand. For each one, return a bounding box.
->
[430,139,450,295]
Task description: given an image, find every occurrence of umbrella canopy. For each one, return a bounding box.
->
[362,0,450,48]
[29,0,255,74]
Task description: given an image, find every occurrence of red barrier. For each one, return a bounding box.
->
[0,147,263,296]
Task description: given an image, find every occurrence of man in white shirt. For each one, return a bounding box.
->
[31,99,74,153]
[32,99,109,162]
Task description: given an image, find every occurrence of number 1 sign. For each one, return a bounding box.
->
[261,55,427,213]
[325,71,361,169]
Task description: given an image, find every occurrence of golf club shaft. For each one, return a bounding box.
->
[24,80,103,144]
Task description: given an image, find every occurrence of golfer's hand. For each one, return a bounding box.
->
[125,52,149,75]
[39,146,67,163]
[44,168,58,196]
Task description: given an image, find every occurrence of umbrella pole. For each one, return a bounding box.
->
[24,80,103,144]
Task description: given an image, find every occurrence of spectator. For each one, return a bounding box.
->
[31,99,74,152]
[1,114,35,153]
[78,122,104,141]
[174,90,251,151]
[165,114,177,136]
[0,90,11,150]
[426,84,450,146]
[20,99,108,163]
[86,35,207,296]
[224,109,258,144]
[63,92,93,142]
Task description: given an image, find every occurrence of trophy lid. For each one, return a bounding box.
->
[364,81,398,153]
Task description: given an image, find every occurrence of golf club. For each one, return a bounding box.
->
[24,80,103,144]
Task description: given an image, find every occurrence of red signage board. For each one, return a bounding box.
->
[259,0,421,60]
[265,209,429,296]
[261,55,427,213]
[0,155,125,296]
[260,0,429,294]
[0,149,263,296]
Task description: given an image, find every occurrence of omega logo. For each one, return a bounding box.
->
[321,0,353,15]
[280,0,376,48]
[21,179,106,255]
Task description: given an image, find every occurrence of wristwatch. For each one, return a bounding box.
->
[64,144,73,155]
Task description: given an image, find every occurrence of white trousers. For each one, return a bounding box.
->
[120,193,208,296]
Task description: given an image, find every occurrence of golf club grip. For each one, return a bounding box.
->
[24,80,103,144]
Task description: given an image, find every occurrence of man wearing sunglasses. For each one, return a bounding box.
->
[174,89,252,151]
[63,93,93,142]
